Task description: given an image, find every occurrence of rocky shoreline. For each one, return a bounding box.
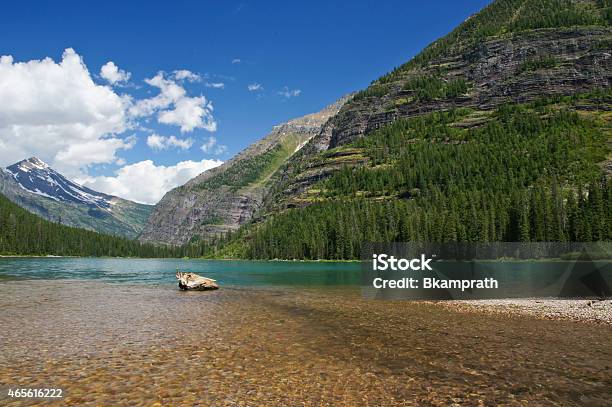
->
[444,298,612,324]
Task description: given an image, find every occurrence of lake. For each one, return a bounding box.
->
[0,258,610,406]
[0,257,360,286]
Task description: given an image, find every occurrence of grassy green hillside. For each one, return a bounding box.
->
[191,133,305,193]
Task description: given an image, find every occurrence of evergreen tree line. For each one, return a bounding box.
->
[402,76,469,101]
[0,194,184,257]
[242,178,612,260]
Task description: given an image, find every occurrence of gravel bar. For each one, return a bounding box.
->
[444,298,612,324]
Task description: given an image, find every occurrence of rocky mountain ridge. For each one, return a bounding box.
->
[7,157,116,209]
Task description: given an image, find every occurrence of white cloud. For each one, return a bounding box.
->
[100,61,131,85]
[278,86,301,98]
[80,158,223,204]
[248,83,263,91]
[205,82,225,89]
[173,69,201,82]
[200,136,227,155]
[0,48,132,177]
[146,134,193,151]
[231,58,241,64]
[158,96,214,132]
[130,71,217,133]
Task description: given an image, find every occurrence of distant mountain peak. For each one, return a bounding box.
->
[0,159,152,238]
[6,157,114,209]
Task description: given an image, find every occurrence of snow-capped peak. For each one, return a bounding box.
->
[16,156,49,171]
[5,157,115,209]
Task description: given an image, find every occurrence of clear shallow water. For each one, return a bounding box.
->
[0,257,360,286]
[0,258,611,405]
[1,281,610,406]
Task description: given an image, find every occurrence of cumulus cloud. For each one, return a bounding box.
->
[200,136,227,155]
[278,86,301,98]
[0,48,132,177]
[100,61,131,85]
[130,71,217,133]
[158,96,214,132]
[231,58,241,64]
[248,83,263,91]
[146,134,193,151]
[79,158,223,204]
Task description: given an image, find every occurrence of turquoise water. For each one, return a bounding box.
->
[1,257,609,297]
[0,257,360,286]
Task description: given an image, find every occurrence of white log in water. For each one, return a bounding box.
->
[176,271,219,290]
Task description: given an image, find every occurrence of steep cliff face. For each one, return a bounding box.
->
[138,96,349,245]
[330,28,610,148]
[267,0,612,211]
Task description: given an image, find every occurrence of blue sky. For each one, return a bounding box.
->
[0,0,490,203]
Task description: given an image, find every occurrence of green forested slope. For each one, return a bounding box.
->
[191,0,612,259]
[202,92,612,259]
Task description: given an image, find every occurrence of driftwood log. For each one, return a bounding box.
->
[176,271,219,290]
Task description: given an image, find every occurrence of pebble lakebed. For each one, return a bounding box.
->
[1,281,610,406]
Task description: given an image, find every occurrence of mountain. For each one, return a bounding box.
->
[139,96,350,245]
[140,0,611,258]
[6,157,117,209]
[199,0,611,259]
[0,157,152,238]
[267,0,612,212]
